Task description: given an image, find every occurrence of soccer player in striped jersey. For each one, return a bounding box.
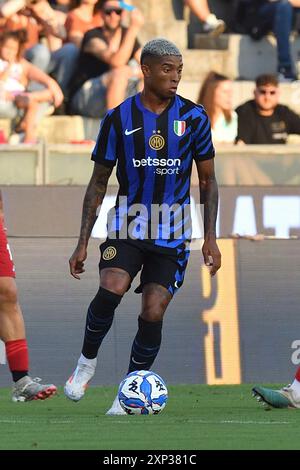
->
[0,190,56,401]
[64,38,221,414]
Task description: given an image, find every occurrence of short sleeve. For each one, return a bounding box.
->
[236,103,254,143]
[192,106,215,161]
[285,107,300,134]
[91,111,117,167]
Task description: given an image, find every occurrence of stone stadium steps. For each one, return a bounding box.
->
[37,115,100,144]
[139,19,188,51]
[193,34,300,80]
[0,115,100,144]
[181,49,227,81]
[125,0,189,50]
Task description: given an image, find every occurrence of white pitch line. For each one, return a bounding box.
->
[0,419,34,424]
[219,420,291,425]
[0,419,73,425]
[107,418,291,425]
[0,418,291,426]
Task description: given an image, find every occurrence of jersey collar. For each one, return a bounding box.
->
[135,93,176,118]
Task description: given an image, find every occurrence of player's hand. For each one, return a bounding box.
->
[69,244,87,280]
[202,238,221,277]
[129,8,144,29]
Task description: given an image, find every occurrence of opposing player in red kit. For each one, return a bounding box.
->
[0,190,56,401]
[253,368,300,409]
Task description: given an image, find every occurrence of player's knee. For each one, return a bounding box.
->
[0,279,18,305]
[141,311,163,323]
[141,286,171,321]
[100,268,130,296]
[141,305,166,323]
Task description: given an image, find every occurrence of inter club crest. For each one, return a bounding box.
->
[149,134,165,150]
[174,120,186,136]
[102,246,117,260]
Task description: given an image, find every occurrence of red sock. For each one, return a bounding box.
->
[295,367,300,382]
[5,339,29,373]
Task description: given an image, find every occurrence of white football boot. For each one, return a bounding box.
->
[106,395,127,416]
[64,356,97,402]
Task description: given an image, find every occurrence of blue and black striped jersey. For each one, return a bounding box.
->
[92,93,215,249]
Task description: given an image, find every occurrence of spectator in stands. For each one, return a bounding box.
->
[1,0,66,52]
[0,29,63,142]
[184,0,225,36]
[0,0,79,95]
[69,0,143,118]
[0,0,42,54]
[65,0,103,47]
[197,71,237,143]
[27,0,67,51]
[50,0,72,14]
[236,73,300,144]
[236,0,300,80]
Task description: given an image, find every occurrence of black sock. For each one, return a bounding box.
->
[81,287,122,359]
[12,371,28,383]
[128,316,163,374]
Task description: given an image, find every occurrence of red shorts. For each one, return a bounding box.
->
[0,219,15,277]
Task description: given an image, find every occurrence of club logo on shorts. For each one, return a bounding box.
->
[149,134,165,150]
[102,246,117,261]
[173,120,186,136]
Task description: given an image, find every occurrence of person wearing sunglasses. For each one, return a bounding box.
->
[236,73,300,144]
[68,0,144,118]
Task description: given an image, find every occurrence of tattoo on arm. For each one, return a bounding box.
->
[197,161,219,238]
[201,176,218,238]
[79,164,112,246]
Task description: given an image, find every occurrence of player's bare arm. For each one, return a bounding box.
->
[69,163,113,279]
[196,158,221,276]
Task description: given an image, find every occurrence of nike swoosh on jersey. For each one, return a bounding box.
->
[125,127,142,136]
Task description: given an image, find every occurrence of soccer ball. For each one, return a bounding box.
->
[118,370,168,415]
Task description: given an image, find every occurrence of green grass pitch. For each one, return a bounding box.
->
[0,384,299,450]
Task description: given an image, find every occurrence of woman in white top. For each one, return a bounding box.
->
[197,71,237,144]
[0,29,63,143]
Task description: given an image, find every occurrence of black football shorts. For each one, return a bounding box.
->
[99,238,190,295]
